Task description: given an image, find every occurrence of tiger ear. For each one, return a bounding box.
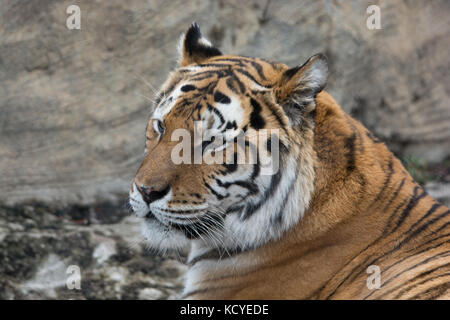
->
[275,54,328,123]
[178,22,222,67]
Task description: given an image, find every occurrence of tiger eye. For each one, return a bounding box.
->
[152,119,165,135]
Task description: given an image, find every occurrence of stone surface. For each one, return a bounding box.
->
[425,182,450,207]
[0,204,187,300]
[138,287,165,300]
[0,0,449,205]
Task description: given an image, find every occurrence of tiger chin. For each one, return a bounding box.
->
[129,23,450,300]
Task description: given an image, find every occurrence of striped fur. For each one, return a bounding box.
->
[129,23,450,299]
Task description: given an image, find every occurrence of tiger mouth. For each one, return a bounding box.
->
[144,210,156,220]
[158,208,206,215]
[145,209,224,239]
[144,209,203,220]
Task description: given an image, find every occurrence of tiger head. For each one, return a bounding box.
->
[129,23,328,253]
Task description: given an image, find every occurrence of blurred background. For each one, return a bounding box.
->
[0,0,449,299]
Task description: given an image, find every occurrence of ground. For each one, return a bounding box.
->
[0,202,186,300]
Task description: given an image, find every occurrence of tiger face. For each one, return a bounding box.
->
[129,23,328,253]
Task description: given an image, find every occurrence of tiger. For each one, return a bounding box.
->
[129,23,450,299]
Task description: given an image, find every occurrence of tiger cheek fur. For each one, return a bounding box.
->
[129,23,450,300]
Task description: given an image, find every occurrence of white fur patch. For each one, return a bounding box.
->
[220,153,312,250]
[298,55,328,92]
[182,240,263,298]
[141,218,189,252]
[198,37,212,47]
[153,85,183,120]
[129,183,190,251]
[129,183,149,218]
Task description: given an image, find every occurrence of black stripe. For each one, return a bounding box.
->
[271,163,299,225]
[197,63,234,68]
[409,209,450,238]
[189,70,224,80]
[408,281,450,300]
[206,103,225,126]
[235,68,271,87]
[405,203,444,237]
[241,167,282,220]
[226,205,244,214]
[246,60,266,80]
[232,73,246,93]
[373,206,447,264]
[390,186,427,234]
[344,133,357,173]
[180,84,196,92]
[372,155,394,205]
[216,176,259,196]
[433,220,450,234]
[263,98,288,129]
[225,77,237,93]
[386,238,450,278]
[223,180,259,195]
[249,98,266,129]
[204,181,228,200]
[381,178,406,211]
[379,266,450,300]
[214,90,231,104]
[409,232,450,252]
[221,152,238,174]
[210,57,246,65]
[283,65,301,79]
[188,247,244,266]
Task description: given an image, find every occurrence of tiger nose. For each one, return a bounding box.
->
[136,184,170,205]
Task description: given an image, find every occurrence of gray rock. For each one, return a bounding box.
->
[0,204,185,300]
[93,241,117,265]
[425,182,450,207]
[138,287,165,300]
[20,254,68,298]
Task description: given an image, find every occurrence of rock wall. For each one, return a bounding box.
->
[0,0,449,206]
